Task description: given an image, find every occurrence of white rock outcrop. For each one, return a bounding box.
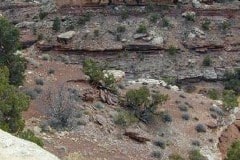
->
[104,70,125,82]
[0,129,60,160]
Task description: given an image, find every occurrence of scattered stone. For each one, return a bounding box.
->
[124,128,151,143]
[206,121,218,129]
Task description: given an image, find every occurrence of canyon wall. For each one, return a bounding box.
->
[55,0,174,7]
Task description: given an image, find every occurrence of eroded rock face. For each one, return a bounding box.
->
[0,129,60,160]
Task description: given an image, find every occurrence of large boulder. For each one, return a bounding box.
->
[0,129,60,160]
[57,31,76,44]
[124,127,152,143]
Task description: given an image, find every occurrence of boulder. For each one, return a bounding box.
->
[203,68,217,80]
[124,128,151,143]
[133,33,147,39]
[192,0,201,8]
[0,129,59,160]
[57,31,76,44]
[103,70,125,82]
[182,11,196,18]
[152,36,164,46]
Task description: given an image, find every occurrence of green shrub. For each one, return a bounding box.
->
[222,90,238,110]
[35,79,44,85]
[162,112,172,123]
[52,17,61,32]
[125,86,150,109]
[154,140,166,149]
[151,151,162,158]
[0,67,30,133]
[41,54,51,61]
[114,110,138,127]
[182,113,190,120]
[167,45,178,55]
[226,140,240,160]
[83,59,116,92]
[94,29,99,37]
[136,24,147,34]
[120,9,129,20]
[150,13,158,23]
[18,130,44,147]
[169,154,185,160]
[189,150,207,160]
[207,89,219,100]
[162,17,171,28]
[195,124,206,133]
[39,10,48,20]
[25,89,38,100]
[202,20,211,31]
[202,55,212,66]
[48,68,55,74]
[77,13,91,26]
[0,17,27,86]
[125,87,168,123]
[221,21,231,31]
[185,13,195,22]
[117,25,126,33]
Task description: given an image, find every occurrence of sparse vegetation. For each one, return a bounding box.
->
[39,10,48,20]
[202,19,211,31]
[202,55,212,66]
[185,13,195,22]
[226,140,240,160]
[52,17,61,32]
[77,13,91,25]
[136,24,147,34]
[35,79,44,85]
[162,112,173,123]
[151,151,162,159]
[150,13,158,23]
[167,45,178,55]
[222,90,238,110]
[220,21,231,31]
[83,59,116,92]
[94,29,99,37]
[207,89,219,100]
[18,129,44,147]
[162,17,171,28]
[189,150,207,160]
[125,87,168,123]
[195,124,207,133]
[116,25,126,33]
[169,154,185,160]
[182,113,190,120]
[154,140,166,149]
[114,110,138,127]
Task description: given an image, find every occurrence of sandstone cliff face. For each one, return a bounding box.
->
[0,129,60,160]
